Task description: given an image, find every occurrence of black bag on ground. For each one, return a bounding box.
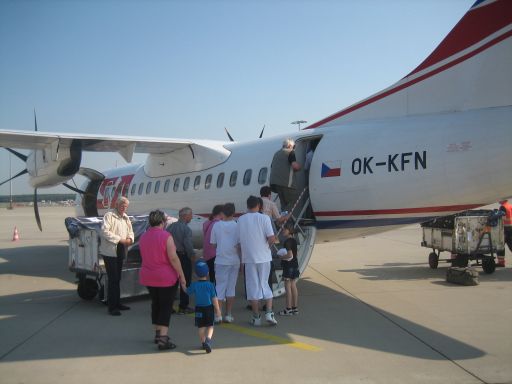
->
[446,267,479,286]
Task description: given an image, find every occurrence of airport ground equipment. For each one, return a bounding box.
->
[421,210,505,274]
[66,214,316,301]
[66,215,149,301]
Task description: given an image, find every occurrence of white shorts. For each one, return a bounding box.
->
[215,263,239,301]
[244,262,273,301]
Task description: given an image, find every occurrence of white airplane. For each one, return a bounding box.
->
[1,0,511,246]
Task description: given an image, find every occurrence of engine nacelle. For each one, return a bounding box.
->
[26,140,82,188]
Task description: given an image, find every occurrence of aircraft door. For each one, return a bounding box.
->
[294,136,323,219]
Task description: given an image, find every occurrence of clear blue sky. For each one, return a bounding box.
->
[0,0,471,195]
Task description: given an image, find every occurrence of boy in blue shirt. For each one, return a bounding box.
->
[187,261,221,353]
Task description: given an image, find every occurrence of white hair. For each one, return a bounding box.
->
[116,196,129,206]
[282,138,294,148]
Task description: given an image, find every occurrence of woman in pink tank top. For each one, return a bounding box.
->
[139,210,187,350]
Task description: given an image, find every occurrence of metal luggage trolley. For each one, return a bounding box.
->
[66,215,150,301]
[420,209,505,274]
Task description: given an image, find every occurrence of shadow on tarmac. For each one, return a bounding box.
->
[338,263,512,282]
[0,242,486,363]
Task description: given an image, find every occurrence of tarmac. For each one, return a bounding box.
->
[0,207,511,384]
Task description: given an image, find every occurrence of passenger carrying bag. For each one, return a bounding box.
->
[446,267,479,286]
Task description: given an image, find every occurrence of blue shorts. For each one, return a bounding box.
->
[195,305,214,328]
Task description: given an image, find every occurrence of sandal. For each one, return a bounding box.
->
[157,335,177,350]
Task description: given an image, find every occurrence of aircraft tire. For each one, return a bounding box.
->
[428,252,439,269]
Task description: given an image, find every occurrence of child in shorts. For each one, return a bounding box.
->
[187,261,222,353]
[277,224,299,316]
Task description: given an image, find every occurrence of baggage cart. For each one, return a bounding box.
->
[66,215,150,301]
[420,209,505,274]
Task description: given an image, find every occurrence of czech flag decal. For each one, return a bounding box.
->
[321,161,341,178]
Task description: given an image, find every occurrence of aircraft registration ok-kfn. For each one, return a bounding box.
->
[1,0,512,245]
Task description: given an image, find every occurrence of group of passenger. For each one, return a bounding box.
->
[99,138,304,353]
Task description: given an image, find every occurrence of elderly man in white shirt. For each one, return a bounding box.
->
[100,196,134,316]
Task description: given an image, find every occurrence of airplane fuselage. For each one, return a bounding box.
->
[80,107,512,243]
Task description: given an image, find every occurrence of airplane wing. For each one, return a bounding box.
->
[0,129,230,162]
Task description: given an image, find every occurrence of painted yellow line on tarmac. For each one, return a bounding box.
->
[220,322,321,352]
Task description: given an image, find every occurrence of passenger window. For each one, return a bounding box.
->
[138,183,144,195]
[183,177,190,191]
[130,183,136,196]
[229,171,238,187]
[194,176,201,190]
[258,167,268,185]
[205,174,212,190]
[146,182,152,194]
[243,169,252,186]
[173,178,180,192]
[217,173,225,188]
[154,180,160,194]
[164,179,170,193]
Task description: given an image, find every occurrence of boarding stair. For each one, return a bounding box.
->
[271,187,317,297]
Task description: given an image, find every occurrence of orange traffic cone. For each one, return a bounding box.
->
[497,256,505,267]
[12,226,19,241]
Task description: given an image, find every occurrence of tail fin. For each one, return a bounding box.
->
[307,0,512,129]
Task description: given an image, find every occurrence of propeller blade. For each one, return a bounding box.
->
[62,182,86,195]
[34,188,42,231]
[5,148,28,162]
[34,109,38,132]
[259,125,265,139]
[224,127,235,142]
[0,168,28,187]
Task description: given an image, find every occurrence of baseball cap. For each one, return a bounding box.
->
[195,260,209,278]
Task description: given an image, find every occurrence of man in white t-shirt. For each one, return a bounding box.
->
[210,203,240,323]
[237,195,277,326]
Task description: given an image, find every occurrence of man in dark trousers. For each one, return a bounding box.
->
[270,138,301,212]
[168,207,195,314]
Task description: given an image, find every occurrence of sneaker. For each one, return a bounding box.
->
[265,311,278,325]
[203,337,212,353]
[214,315,223,324]
[251,315,261,327]
[224,314,234,323]
[278,308,293,316]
